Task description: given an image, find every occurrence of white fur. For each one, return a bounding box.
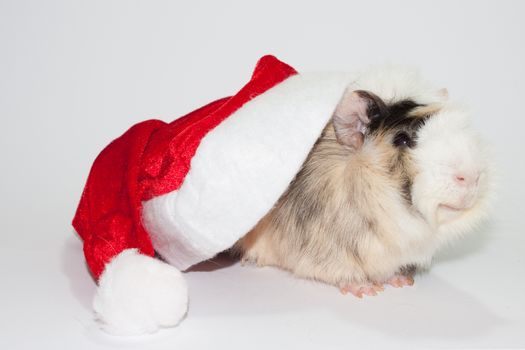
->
[93,249,188,335]
[353,64,447,105]
[411,106,492,245]
[142,72,352,270]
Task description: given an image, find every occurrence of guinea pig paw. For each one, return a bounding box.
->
[92,249,188,335]
[339,283,384,298]
[386,275,414,288]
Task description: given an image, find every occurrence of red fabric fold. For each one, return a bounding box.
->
[72,55,298,280]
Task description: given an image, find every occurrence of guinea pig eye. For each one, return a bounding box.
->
[393,132,414,148]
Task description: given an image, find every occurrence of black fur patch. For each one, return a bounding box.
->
[367,100,426,137]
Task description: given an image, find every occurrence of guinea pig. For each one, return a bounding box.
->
[233,68,491,297]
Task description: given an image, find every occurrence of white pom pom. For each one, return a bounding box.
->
[93,249,188,335]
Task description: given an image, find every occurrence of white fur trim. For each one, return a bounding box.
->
[93,249,188,335]
[142,72,352,270]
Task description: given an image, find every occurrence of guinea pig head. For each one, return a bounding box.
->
[333,88,491,240]
[410,105,492,238]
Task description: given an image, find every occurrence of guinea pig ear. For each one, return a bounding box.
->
[333,89,387,149]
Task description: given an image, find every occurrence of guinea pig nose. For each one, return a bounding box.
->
[454,172,480,187]
[455,175,466,183]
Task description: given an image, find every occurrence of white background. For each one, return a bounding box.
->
[1,0,524,348]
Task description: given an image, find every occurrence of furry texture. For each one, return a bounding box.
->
[93,249,188,335]
[234,67,491,290]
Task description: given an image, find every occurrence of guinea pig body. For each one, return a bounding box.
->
[234,69,491,297]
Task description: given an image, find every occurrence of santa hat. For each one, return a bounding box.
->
[73,55,351,333]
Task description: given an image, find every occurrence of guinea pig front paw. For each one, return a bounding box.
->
[386,274,414,288]
[339,282,385,298]
[92,249,188,335]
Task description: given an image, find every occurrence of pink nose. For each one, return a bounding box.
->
[454,173,480,187]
